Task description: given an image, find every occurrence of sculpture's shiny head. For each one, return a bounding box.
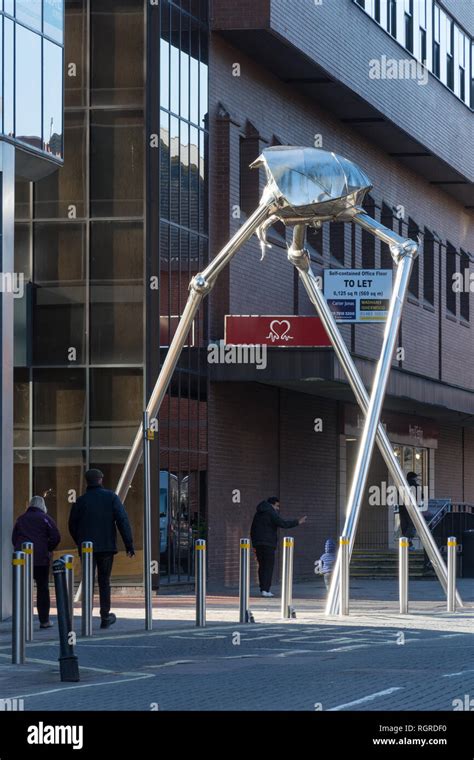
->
[252,146,372,224]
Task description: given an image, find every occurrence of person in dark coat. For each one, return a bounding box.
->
[398,471,419,548]
[12,496,61,629]
[250,497,307,597]
[69,469,135,629]
[319,538,336,591]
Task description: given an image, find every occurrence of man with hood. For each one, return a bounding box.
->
[12,496,61,629]
[318,538,337,591]
[250,497,307,597]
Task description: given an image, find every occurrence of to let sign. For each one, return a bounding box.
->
[324,269,392,323]
[225,316,332,347]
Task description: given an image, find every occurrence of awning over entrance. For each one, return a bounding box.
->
[208,346,474,424]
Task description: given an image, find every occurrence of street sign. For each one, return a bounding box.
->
[225,315,332,347]
[324,269,392,322]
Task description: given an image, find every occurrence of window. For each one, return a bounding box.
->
[90,368,143,447]
[33,369,86,447]
[307,226,323,260]
[388,0,397,38]
[32,223,86,364]
[472,42,474,108]
[446,15,454,91]
[16,0,42,32]
[419,0,427,64]
[361,195,375,268]
[43,41,63,157]
[330,222,345,266]
[239,131,260,218]
[423,228,434,306]
[433,3,441,78]
[460,251,470,322]
[15,25,42,149]
[90,222,144,364]
[44,0,64,44]
[404,0,413,54]
[446,243,457,315]
[91,0,144,106]
[374,0,381,23]
[380,203,394,270]
[90,110,144,217]
[408,218,419,298]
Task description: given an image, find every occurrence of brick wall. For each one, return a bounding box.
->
[208,382,339,585]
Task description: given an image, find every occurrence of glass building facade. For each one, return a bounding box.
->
[1,0,64,158]
[13,0,208,583]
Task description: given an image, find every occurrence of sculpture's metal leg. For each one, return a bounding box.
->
[289,224,463,611]
[115,203,272,501]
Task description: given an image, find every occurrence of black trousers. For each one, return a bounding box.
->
[93,552,115,619]
[399,505,415,539]
[33,565,51,624]
[255,545,275,592]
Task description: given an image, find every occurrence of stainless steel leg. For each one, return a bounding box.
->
[288,226,462,611]
[115,204,272,502]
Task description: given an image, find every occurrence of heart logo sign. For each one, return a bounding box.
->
[266,319,294,343]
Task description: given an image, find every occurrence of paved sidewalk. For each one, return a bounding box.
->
[0,578,472,711]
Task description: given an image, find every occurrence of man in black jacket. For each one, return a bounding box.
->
[69,469,135,628]
[250,497,307,597]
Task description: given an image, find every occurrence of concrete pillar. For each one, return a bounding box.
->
[0,142,15,620]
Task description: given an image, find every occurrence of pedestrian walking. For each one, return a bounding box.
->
[250,497,307,597]
[12,496,61,629]
[68,469,135,629]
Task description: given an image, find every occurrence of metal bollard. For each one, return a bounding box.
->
[21,542,34,642]
[399,537,409,614]
[81,541,93,636]
[61,554,75,630]
[447,536,457,613]
[195,539,206,627]
[52,559,80,682]
[339,536,350,617]
[143,411,153,631]
[281,537,295,619]
[239,539,254,623]
[12,552,26,664]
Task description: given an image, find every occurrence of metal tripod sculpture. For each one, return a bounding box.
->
[115,146,462,613]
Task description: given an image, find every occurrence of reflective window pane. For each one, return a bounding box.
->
[16,0,42,31]
[15,25,42,149]
[64,0,86,107]
[14,368,29,447]
[35,111,86,218]
[33,449,86,549]
[91,0,144,106]
[4,1,14,15]
[33,368,86,446]
[90,221,144,364]
[44,0,64,43]
[33,223,86,364]
[4,18,14,137]
[14,224,31,366]
[90,369,143,447]
[14,450,30,520]
[43,41,63,157]
[90,110,144,217]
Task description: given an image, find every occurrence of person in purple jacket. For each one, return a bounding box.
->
[12,496,61,629]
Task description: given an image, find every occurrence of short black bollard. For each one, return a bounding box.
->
[52,559,80,682]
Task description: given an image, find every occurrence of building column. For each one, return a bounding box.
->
[0,142,15,620]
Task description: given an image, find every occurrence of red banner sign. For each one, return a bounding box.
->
[225,316,332,347]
